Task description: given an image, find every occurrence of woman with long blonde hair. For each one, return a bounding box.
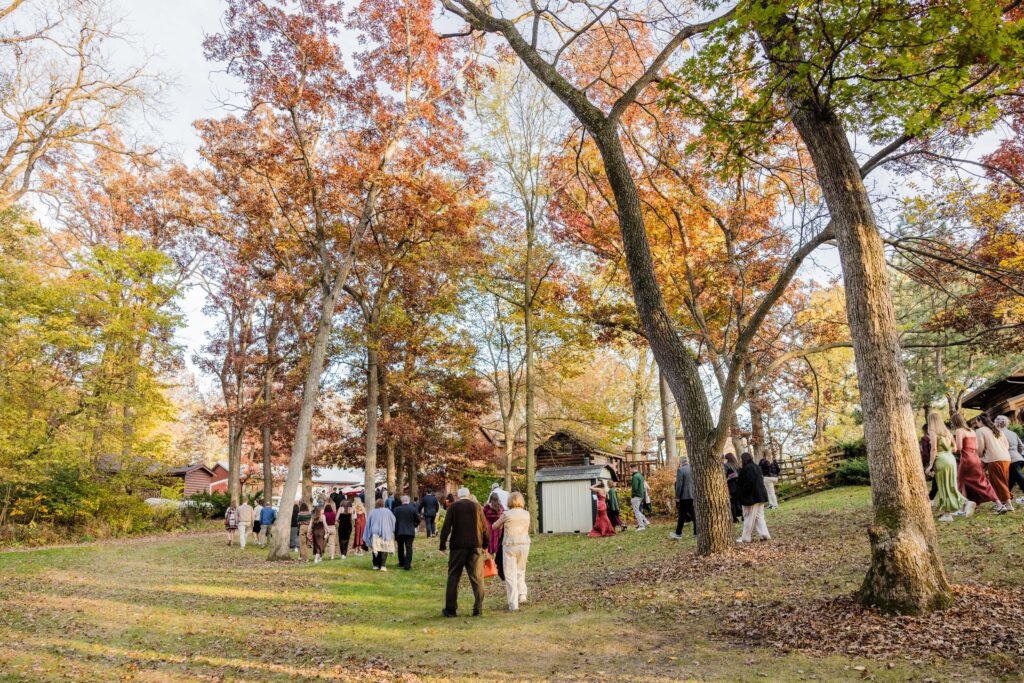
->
[352,498,368,556]
[926,411,965,522]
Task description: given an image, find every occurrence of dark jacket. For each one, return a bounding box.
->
[393,503,421,537]
[759,458,780,477]
[419,493,439,516]
[439,498,490,552]
[736,461,769,507]
[674,463,693,500]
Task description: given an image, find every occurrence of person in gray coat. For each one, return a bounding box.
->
[670,457,695,539]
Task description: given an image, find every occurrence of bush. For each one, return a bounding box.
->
[838,438,867,460]
[93,491,155,536]
[187,491,230,518]
[830,456,871,486]
[460,467,505,503]
[644,468,675,517]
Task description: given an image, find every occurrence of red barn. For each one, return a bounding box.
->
[209,462,230,494]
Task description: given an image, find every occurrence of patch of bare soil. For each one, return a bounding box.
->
[721,583,1024,667]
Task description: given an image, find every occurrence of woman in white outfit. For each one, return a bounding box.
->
[491,491,531,611]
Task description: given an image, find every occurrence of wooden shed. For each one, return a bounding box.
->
[536,429,625,478]
[535,464,617,534]
[167,464,217,498]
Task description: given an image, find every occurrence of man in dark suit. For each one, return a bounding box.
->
[419,491,440,537]
[439,487,490,617]
[392,495,420,570]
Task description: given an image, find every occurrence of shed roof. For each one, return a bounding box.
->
[535,464,617,482]
[539,428,621,458]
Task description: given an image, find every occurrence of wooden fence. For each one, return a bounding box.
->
[775,447,845,499]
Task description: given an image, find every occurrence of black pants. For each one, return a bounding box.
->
[396,534,414,568]
[675,499,696,536]
[424,515,437,537]
[445,548,484,615]
[372,551,388,569]
[1010,461,1024,495]
[338,522,352,555]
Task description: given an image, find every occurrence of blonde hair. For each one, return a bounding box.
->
[353,499,365,514]
[927,411,952,455]
[508,492,525,509]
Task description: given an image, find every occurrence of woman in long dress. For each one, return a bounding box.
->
[926,411,966,522]
[975,413,1015,513]
[352,499,368,556]
[952,412,998,515]
[483,492,504,555]
[336,497,353,558]
[588,482,616,537]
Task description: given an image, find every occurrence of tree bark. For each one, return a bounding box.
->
[302,454,313,507]
[262,307,280,505]
[659,368,678,470]
[593,128,733,555]
[267,276,344,560]
[779,90,952,613]
[381,375,396,492]
[227,415,243,508]
[407,450,418,499]
[502,415,515,492]
[363,345,380,504]
[524,212,538,533]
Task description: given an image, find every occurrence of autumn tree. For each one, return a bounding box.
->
[673,0,1024,611]
[0,0,159,210]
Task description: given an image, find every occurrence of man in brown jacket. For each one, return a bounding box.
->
[439,487,490,617]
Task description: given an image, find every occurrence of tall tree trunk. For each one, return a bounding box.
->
[302,453,313,507]
[779,90,951,612]
[502,415,515,491]
[381,377,396,492]
[363,346,380,505]
[262,308,280,505]
[659,368,678,470]
[407,450,418,499]
[524,215,538,533]
[395,444,406,496]
[228,415,243,508]
[267,278,344,560]
[592,128,733,555]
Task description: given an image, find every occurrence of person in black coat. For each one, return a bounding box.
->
[419,492,440,537]
[736,452,771,543]
[392,496,421,570]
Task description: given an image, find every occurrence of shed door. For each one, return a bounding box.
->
[541,480,592,533]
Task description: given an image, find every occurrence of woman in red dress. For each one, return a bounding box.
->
[588,482,616,537]
[352,499,368,555]
[952,412,999,515]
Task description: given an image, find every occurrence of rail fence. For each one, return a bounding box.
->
[775,446,846,499]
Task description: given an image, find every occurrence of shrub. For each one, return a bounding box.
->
[644,467,675,517]
[830,456,871,486]
[460,466,505,503]
[93,491,154,536]
[187,491,230,518]
[838,438,867,460]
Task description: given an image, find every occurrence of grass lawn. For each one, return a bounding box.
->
[1,487,1021,682]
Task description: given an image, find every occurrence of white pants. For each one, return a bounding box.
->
[631,497,649,528]
[763,477,779,507]
[325,526,337,559]
[740,504,770,542]
[239,523,251,549]
[502,542,530,610]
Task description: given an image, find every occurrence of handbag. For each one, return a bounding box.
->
[482,554,498,578]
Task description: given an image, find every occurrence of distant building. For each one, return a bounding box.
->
[535,428,625,478]
[166,463,218,498]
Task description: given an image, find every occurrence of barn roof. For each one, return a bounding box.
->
[536,464,617,482]
[961,369,1024,412]
[166,463,215,477]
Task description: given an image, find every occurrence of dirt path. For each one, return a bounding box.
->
[0,527,219,554]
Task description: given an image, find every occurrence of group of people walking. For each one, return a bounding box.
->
[923,411,1024,521]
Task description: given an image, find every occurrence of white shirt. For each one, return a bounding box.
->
[976,426,1011,464]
